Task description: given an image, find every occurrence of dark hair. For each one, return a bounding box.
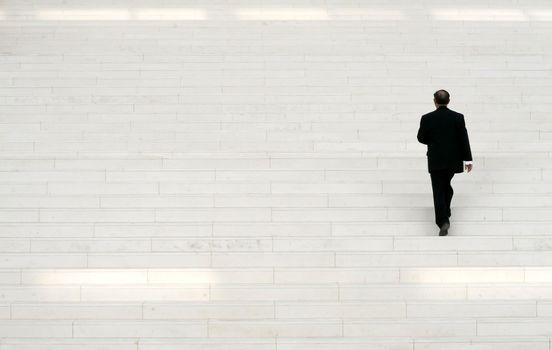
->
[434,89,450,105]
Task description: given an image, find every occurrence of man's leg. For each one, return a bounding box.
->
[445,171,455,218]
[430,170,450,228]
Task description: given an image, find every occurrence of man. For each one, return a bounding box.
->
[417,90,473,236]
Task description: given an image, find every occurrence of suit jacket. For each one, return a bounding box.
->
[417,105,472,173]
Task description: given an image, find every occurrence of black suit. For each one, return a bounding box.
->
[417,105,472,227]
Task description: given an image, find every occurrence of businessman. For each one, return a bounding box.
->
[417,90,473,236]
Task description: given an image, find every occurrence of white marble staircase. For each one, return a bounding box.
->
[1,0,552,349]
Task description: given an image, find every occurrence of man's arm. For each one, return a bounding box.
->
[417,116,428,144]
[460,115,472,161]
[460,115,473,172]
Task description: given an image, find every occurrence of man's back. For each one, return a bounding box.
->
[418,89,473,235]
[417,105,472,173]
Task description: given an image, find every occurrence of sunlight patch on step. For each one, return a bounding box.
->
[6,7,406,21]
[527,10,552,21]
[3,7,551,22]
[331,8,406,21]
[132,8,207,21]
[36,10,130,20]
[405,267,552,284]
[402,268,525,284]
[25,269,147,284]
[35,8,207,21]
[235,8,406,21]
[24,269,219,284]
[234,8,330,21]
[431,9,528,21]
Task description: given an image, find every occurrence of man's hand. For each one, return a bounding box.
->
[465,163,473,173]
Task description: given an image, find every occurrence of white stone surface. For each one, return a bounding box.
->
[1,0,552,348]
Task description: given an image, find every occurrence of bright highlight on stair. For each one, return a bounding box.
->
[235,8,330,20]
[526,10,552,21]
[431,9,528,21]
[30,8,406,21]
[35,8,208,21]
[1,7,551,21]
[30,269,219,284]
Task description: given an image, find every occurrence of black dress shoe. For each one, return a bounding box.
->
[439,222,450,236]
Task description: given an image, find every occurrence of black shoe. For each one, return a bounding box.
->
[439,222,449,236]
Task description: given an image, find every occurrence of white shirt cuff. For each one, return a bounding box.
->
[464,161,473,165]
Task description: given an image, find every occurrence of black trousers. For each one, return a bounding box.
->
[429,169,455,227]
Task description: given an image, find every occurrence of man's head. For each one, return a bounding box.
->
[433,89,450,107]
